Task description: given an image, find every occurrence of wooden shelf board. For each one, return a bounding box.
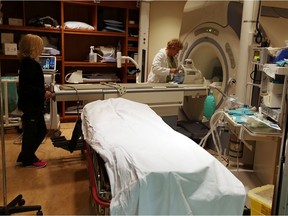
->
[64,29,126,37]
[64,61,117,67]
[0,25,61,33]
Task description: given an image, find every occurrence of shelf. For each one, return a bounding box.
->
[63,29,126,37]
[62,0,97,6]
[1,0,139,121]
[127,63,138,67]
[127,74,136,80]
[64,61,117,67]
[262,64,288,76]
[254,60,288,127]
[0,55,18,60]
[128,47,138,52]
[63,0,139,8]
[252,62,288,77]
[128,24,139,28]
[0,55,62,61]
[128,36,139,41]
[0,24,61,33]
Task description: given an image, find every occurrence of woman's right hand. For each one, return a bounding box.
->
[170,68,179,74]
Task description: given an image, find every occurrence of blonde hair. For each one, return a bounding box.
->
[18,34,44,60]
[167,38,183,50]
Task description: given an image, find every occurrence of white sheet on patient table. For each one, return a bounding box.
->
[82,98,246,215]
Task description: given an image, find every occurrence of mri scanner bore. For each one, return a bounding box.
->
[180,23,239,108]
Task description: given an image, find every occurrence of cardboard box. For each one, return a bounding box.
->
[1,33,14,44]
[2,43,17,55]
[8,18,23,26]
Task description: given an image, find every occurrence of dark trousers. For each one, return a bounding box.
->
[17,112,47,166]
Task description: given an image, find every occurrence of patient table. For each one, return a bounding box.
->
[81,97,246,215]
[52,82,208,117]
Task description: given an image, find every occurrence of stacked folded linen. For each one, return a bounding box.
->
[103,19,125,33]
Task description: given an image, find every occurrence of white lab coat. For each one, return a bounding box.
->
[147,48,178,83]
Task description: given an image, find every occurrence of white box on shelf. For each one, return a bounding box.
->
[8,18,23,26]
[267,82,284,95]
[263,93,282,108]
[2,43,17,55]
[1,33,14,44]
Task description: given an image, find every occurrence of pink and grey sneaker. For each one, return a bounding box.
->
[31,160,47,168]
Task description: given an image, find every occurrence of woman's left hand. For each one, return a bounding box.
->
[45,90,53,100]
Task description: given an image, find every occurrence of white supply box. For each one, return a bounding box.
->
[2,43,17,55]
[263,94,282,108]
[263,82,283,108]
[268,82,283,94]
[8,18,23,26]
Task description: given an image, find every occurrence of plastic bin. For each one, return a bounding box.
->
[248,184,274,216]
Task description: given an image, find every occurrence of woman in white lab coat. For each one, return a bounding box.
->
[147,38,183,83]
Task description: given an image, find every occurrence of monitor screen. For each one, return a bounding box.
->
[39,56,57,71]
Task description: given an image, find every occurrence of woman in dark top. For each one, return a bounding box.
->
[17,34,52,168]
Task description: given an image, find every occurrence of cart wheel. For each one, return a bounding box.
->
[36,210,43,215]
[54,130,62,137]
[18,198,25,206]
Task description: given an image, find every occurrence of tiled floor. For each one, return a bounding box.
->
[205,149,262,210]
[0,123,94,215]
[230,166,262,209]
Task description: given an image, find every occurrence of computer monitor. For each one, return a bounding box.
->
[39,56,57,72]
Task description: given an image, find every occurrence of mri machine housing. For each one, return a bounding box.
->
[179,1,242,109]
[180,1,288,106]
[179,1,288,214]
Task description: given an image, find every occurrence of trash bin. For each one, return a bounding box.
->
[248,184,274,216]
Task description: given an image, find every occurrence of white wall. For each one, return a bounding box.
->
[180,1,228,38]
[147,1,186,79]
[261,17,288,47]
[145,0,288,81]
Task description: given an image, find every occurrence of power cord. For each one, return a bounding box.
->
[254,0,263,44]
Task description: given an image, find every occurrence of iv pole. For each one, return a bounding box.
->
[0,61,8,213]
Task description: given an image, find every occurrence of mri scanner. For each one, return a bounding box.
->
[176,1,288,215]
[180,22,239,108]
[173,1,241,122]
[179,1,288,106]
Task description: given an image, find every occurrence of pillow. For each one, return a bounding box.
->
[64,21,95,30]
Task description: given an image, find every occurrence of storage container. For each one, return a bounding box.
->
[248,184,274,216]
[267,82,283,95]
